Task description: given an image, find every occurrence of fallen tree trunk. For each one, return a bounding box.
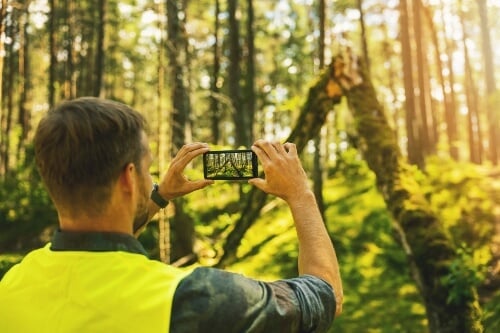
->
[217,50,483,332]
[216,59,344,268]
[334,51,483,333]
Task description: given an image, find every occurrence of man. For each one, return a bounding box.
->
[0,97,342,332]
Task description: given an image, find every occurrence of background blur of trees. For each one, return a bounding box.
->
[0,0,499,332]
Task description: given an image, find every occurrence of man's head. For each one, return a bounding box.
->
[34,97,149,219]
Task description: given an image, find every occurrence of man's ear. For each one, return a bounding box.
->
[119,162,136,193]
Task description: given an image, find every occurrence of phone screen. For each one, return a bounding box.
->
[203,150,258,180]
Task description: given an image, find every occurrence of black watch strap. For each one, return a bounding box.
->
[151,183,169,208]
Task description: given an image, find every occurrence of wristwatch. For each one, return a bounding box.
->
[151,183,169,208]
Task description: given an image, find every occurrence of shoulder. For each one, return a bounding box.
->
[172,267,264,310]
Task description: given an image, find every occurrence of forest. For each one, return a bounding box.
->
[0,0,499,332]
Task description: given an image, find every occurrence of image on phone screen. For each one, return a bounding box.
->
[203,150,258,180]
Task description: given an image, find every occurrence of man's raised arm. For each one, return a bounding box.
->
[249,140,343,316]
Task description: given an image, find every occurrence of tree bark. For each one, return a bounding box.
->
[17,3,32,164]
[166,0,196,264]
[313,0,327,218]
[2,9,16,175]
[228,0,250,147]
[422,3,459,160]
[155,0,170,264]
[413,0,435,156]
[94,0,106,97]
[0,0,8,177]
[399,0,424,168]
[438,0,460,161]
[244,0,256,145]
[0,0,6,113]
[357,0,370,75]
[476,0,498,165]
[210,0,221,144]
[48,0,57,107]
[459,2,483,164]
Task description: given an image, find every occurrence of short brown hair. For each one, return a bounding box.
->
[34,97,147,216]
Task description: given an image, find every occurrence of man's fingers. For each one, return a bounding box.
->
[283,142,297,155]
[171,143,209,170]
[177,142,209,159]
[273,141,286,154]
[252,140,285,164]
[251,143,270,165]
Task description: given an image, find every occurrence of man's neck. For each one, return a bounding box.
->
[58,213,133,235]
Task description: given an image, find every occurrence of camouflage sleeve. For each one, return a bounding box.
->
[170,267,335,333]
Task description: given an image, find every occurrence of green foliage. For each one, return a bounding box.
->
[483,290,500,333]
[0,254,23,280]
[423,157,498,322]
[0,153,57,252]
[441,245,486,305]
[424,157,497,249]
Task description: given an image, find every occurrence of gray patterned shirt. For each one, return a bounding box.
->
[50,230,336,332]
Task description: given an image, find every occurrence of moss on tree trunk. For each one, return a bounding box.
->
[340,53,483,333]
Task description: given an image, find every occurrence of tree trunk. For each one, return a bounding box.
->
[459,3,483,164]
[0,0,8,177]
[476,0,498,165]
[399,0,424,168]
[94,0,106,97]
[438,0,460,161]
[313,0,327,218]
[48,0,57,107]
[422,3,459,160]
[341,54,483,333]
[63,0,74,99]
[357,0,370,75]
[166,0,196,264]
[244,0,256,144]
[413,0,435,156]
[155,0,170,264]
[17,3,32,165]
[0,0,6,118]
[2,11,16,175]
[228,0,250,148]
[210,0,221,144]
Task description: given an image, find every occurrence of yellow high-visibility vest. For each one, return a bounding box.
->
[0,244,190,333]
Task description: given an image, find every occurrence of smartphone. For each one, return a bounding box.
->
[203,149,258,180]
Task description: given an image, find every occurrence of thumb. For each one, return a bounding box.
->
[196,179,214,188]
[248,178,267,192]
[187,179,214,192]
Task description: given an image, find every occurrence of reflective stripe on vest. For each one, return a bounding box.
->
[0,244,191,333]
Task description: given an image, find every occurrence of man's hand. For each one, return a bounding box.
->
[249,140,310,205]
[157,142,214,200]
